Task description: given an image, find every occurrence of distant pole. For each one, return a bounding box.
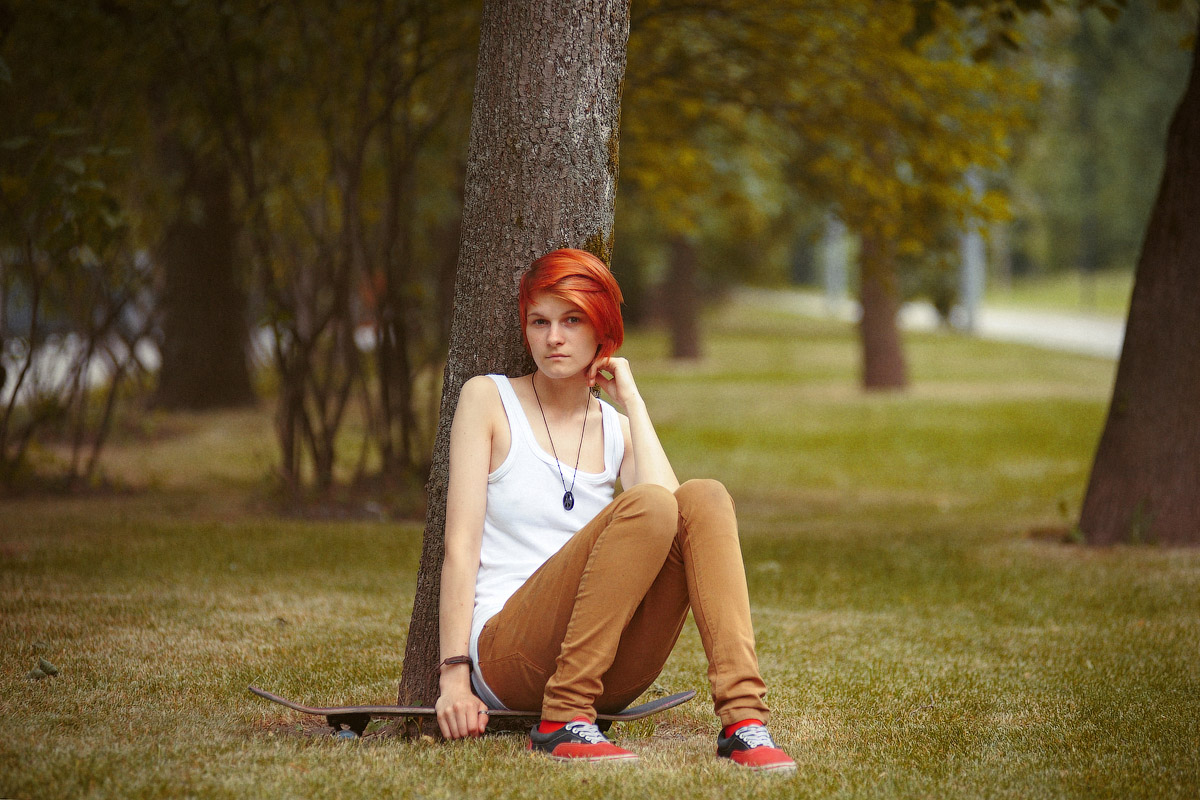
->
[821,214,849,314]
[957,170,986,332]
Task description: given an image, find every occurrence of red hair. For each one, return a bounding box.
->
[519,249,624,361]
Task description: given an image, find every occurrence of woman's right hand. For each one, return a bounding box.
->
[435,680,490,739]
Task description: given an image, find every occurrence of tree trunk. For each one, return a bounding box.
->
[859,233,908,390]
[155,151,255,410]
[397,0,631,706]
[1078,25,1200,547]
[666,234,701,359]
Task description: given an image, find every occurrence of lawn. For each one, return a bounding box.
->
[3,305,1197,799]
[987,268,1134,317]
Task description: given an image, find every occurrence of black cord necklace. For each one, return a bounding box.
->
[531,374,592,511]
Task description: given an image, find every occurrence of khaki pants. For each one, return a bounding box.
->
[477,479,770,726]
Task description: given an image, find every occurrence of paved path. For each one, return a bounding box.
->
[737,287,1126,360]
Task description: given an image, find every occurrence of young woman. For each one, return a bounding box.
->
[434,248,794,771]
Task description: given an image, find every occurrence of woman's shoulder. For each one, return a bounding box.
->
[463,373,532,391]
[457,375,507,418]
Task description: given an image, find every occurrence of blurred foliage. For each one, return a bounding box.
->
[615,1,1034,316]
[1005,2,1194,286]
[614,0,1195,330]
[1,0,1193,488]
[1,0,478,502]
[151,0,478,496]
[0,1,155,490]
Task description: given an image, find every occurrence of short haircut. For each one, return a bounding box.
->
[519,248,625,362]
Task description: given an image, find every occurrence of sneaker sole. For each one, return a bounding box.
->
[546,753,639,763]
[718,755,798,774]
[527,743,639,763]
[729,760,796,774]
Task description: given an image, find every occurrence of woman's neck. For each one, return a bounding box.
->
[531,370,591,414]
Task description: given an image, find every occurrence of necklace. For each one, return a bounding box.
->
[531,374,591,511]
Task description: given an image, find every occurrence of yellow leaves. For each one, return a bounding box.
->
[978,189,1012,223]
[620,0,1038,259]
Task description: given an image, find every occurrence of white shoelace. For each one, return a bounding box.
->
[734,724,776,749]
[563,720,609,745]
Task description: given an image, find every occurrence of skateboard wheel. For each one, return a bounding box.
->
[334,728,359,740]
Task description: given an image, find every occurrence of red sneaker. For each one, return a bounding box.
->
[528,720,638,763]
[716,723,796,773]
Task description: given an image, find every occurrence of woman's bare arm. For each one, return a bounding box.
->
[590,356,679,492]
[435,376,496,739]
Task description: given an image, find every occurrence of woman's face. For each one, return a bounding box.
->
[525,292,599,380]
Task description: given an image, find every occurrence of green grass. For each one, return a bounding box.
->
[3,305,1198,799]
[988,269,1134,317]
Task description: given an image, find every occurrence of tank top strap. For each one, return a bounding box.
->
[487,374,536,452]
[487,373,622,481]
[599,397,623,478]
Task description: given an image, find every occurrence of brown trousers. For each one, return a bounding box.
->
[476,479,770,726]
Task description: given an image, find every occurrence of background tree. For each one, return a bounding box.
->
[616,1,1028,386]
[1004,3,1192,299]
[397,0,631,708]
[0,0,156,489]
[152,139,253,410]
[161,0,477,497]
[3,0,481,499]
[1079,10,1199,546]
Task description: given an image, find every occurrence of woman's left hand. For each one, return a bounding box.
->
[589,356,641,409]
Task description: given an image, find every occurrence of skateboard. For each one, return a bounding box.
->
[249,685,696,738]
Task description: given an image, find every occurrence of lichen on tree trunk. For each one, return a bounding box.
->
[1079,21,1200,547]
[397,0,631,707]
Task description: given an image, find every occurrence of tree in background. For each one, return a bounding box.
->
[618,3,790,358]
[159,0,478,497]
[1005,3,1193,295]
[3,0,479,500]
[924,0,1200,545]
[152,140,254,410]
[397,0,631,708]
[0,1,156,489]
[1079,9,1199,546]
[616,1,1028,386]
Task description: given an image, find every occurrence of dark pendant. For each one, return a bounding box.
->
[563,491,575,511]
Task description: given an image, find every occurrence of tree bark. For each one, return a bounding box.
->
[1079,25,1200,547]
[398,0,630,706]
[155,149,255,410]
[666,234,701,359]
[859,234,908,390]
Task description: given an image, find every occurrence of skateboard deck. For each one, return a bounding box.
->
[249,685,696,737]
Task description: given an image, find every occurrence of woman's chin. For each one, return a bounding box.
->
[538,361,584,380]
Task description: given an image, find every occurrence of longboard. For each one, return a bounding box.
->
[249,685,696,738]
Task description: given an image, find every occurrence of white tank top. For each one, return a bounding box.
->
[468,374,624,708]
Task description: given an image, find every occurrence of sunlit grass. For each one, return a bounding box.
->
[988,268,1134,317]
[3,301,1197,799]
